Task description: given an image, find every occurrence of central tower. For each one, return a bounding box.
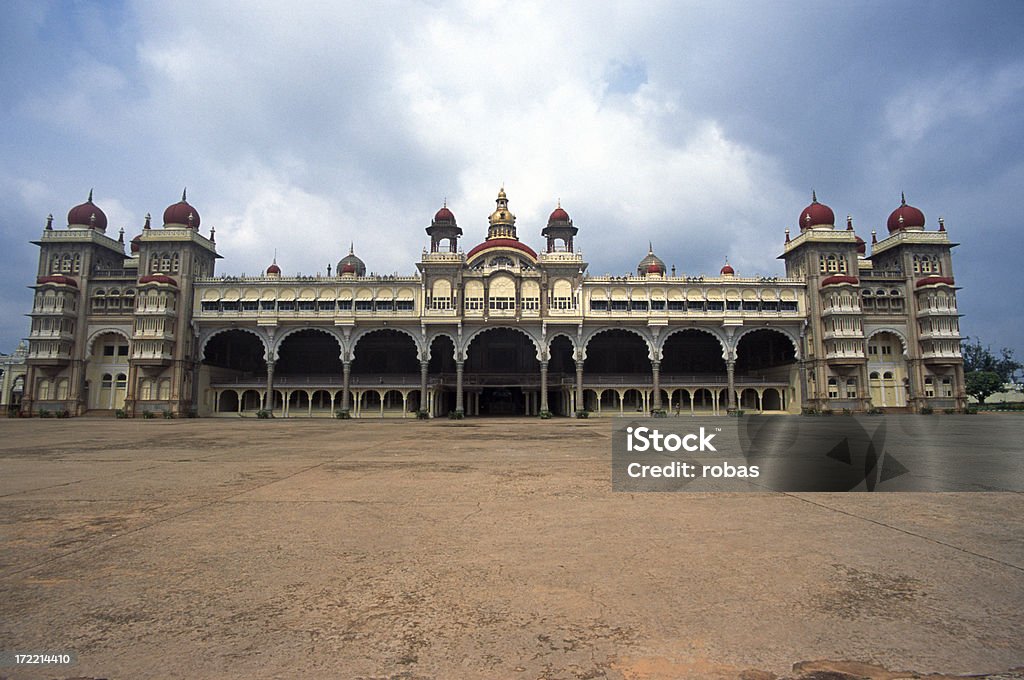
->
[486,187,517,240]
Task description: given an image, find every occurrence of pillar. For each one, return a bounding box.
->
[575,362,584,415]
[651,359,662,411]
[265,360,275,411]
[455,360,464,414]
[539,360,549,414]
[420,360,429,416]
[341,360,351,412]
[726,359,736,412]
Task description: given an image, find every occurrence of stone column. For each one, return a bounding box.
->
[539,360,549,413]
[726,359,737,412]
[651,360,662,411]
[575,362,584,415]
[342,360,352,412]
[420,360,429,416]
[265,360,275,412]
[455,360,464,414]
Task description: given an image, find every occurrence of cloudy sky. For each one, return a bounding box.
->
[2,1,1022,357]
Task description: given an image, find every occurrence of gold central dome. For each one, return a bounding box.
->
[487,186,517,239]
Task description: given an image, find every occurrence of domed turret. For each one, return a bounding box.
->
[887,192,926,233]
[266,260,281,277]
[337,243,365,277]
[799,191,835,230]
[426,200,462,253]
[541,200,578,253]
[130,234,142,254]
[487,187,517,240]
[637,244,665,277]
[720,261,735,277]
[67,190,108,232]
[163,188,201,229]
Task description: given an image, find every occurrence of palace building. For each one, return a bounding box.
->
[19,187,965,417]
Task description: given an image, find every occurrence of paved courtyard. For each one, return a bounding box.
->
[0,417,1022,679]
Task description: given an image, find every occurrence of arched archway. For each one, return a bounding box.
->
[583,329,650,374]
[661,329,726,375]
[735,328,797,377]
[352,329,420,380]
[465,327,540,415]
[204,329,268,375]
[276,329,343,377]
[548,335,576,415]
[866,331,909,408]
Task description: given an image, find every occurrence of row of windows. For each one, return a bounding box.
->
[149,253,181,274]
[912,254,942,274]
[30,318,75,334]
[826,377,859,399]
[923,376,954,398]
[33,292,78,313]
[201,300,416,313]
[590,300,799,312]
[50,253,82,274]
[919,318,959,335]
[819,254,849,274]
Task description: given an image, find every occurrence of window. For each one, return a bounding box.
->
[552,297,575,310]
[691,301,708,311]
[317,301,335,312]
[881,345,892,356]
[521,298,540,310]
[102,374,113,389]
[488,297,515,310]
[590,300,609,311]
[375,300,393,311]
[610,300,628,311]
[650,300,666,310]
[466,297,485,310]
[202,301,219,312]
[115,374,127,390]
[941,377,953,397]
[924,376,935,398]
[278,301,295,311]
[355,300,374,311]
[667,301,685,311]
[117,345,129,357]
[103,344,115,357]
[242,301,259,312]
[297,301,315,311]
[846,378,857,399]
[762,301,778,311]
[396,300,414,311]
[726,300,741,311]
[338,300,352,311]
[260,301,276,311]
[742,301,759,311]
[827,377,839,398]
[630,300,648,311]
[221,301,239,311]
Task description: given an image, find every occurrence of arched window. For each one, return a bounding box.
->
[61,254,73,272]
[115,374,127,390]
[73,254,82,273]
[160,254,172,272]
[827,377,839,398]
[870,371,880,379]
[883,371,894,380]
[171,254,180,273]
[102,374,113,388]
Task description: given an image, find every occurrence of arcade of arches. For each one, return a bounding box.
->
[200,324,800,417]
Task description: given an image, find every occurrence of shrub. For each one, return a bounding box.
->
[142,410,155,419]
[867,407,883,415]
[114,408,128,419]
[416,410,429,420]
[651,409,667,418]
[575,410,590,419]
[966,407,979,415]
[334,409,351,419]
[729,409,745,417]
[920,406,934,415]
[841,408,853,416]
[162,410,175,419]
[56,409,70,419]
[256,409,271,419]
[943,408,956,415]
[820,408,833,416]
[185,408,198,418]
[801,407,819,416]
[539,410,553,419]
[37,408,52,418]
[448,410,464,420]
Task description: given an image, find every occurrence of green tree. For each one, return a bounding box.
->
[961,337,1021,383]
[965,371,1004,404]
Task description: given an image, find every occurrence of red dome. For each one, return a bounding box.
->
[163,190,201,228]
[647,263,663,274]
[855,235,866,255]
[720,263,735,275]
[799,192,834,229]
[340,262,357,274]
[887,194,925,232]
[36,275,78,288]
[466,238,538,260]
[548,206,570,223]
[67,191,107,231]
[130,234,142,254]
[916,276,955,288]
[266,263,281,275]
[139,274,178,286]
[434,206,456,223]
[820,275,859,287]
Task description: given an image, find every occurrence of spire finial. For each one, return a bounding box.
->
[443,196,447,208]
[209,226,215,242]
[45,214,53,230]
[349,241,354,255]
[88,188,93,203]
[557,197,561,208]
[871,229,878,244]
[846,215,853,230]
[118,227,124,243]
[144,212,151,230]
[182,187,187,202]
[812,189,817,203]
[648,241,653,254]
[938,217,945,232]
[785,228,791,243]
[273,248,277,264]
[900,191,906,206]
